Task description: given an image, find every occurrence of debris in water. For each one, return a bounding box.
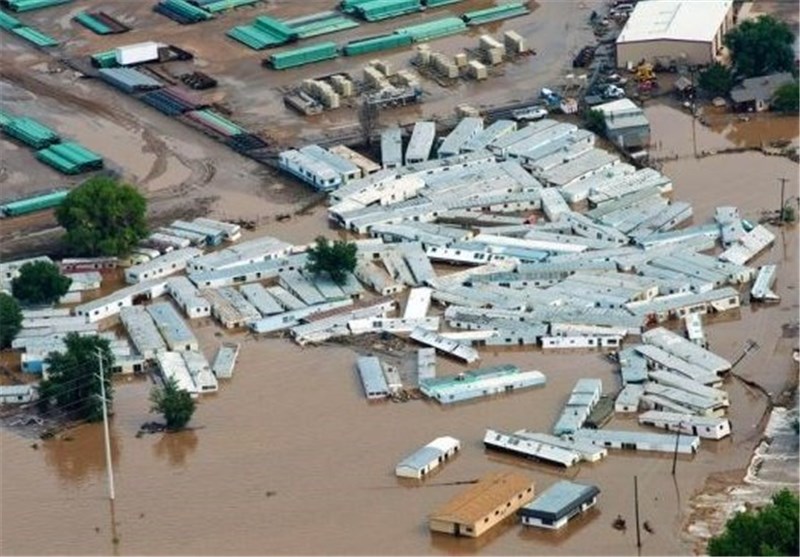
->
[644,520,654,534]
[139,513,145,519]
[139,422,167,434]
[30,443,38,450]
[95,527,100,533]
[265,491,277,497]
[613,515,626,531]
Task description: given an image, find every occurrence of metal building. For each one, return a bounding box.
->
[615,1,734,67]
[519,480,600,530]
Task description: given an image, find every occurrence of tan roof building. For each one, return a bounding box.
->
[428,471,535,537]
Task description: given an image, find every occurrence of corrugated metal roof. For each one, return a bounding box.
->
[616,1,732,44]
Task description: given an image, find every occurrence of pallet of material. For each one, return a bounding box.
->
[265,42,339,70]
[7,25,58,47]
[74,11,130,35]
[180,71,217,90]
[35,142,103,175]
[462,2,530,26]
[154,0,213,25]
[3,0,72,12]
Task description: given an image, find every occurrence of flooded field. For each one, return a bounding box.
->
[2,104,799,555]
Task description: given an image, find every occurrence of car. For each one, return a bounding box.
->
[512,106,549,121]
[603,84,626,99]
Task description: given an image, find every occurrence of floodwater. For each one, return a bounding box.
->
[2,104,799,555]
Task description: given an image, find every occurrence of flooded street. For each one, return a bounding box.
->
[2,103,799,555]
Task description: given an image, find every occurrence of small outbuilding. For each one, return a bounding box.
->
[730,72,795,113]
[395,436,461,479]
[519,480,600,530]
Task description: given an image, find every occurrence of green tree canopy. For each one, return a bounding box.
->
[699,63,734,97]
[38,333,114,423]
[150,378,196,431]
[772,81,800,113]
[708,489,799,556]
[11,261,72,306]
[584,109,607,135]
[0,293,23,349]
[305,236,358,285]
[56,176,147,257]
[724,15,796,78]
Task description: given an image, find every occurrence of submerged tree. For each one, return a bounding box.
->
[38,334,114,423]
[305,236,358,285]
[0,293,23,349]
[708,489,799,556]
[584,109,607,135]
[772,81,800,114]
[11,261,72,306]
[150,378,196,431]
[698,63,734,97]
[724,15,796,78]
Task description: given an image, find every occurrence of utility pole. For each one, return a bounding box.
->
[690,68,698,159]
[671,423,682,475]
[97,349,115,501]
[634,475,642,549]
[779,177,788,222]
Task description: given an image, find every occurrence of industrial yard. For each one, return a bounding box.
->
[1,0,799,556]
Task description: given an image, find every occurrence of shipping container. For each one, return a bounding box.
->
[115,41,160,66]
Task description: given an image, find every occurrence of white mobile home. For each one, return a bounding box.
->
[395,436,461,479]
[279,149,342,192]
[75,278,168,323]
[356,356,390,400]
[167,276,211,319]
[405,121,436,164]
[146,302,199,352]
[119,306,167,360]
[483,429,581,468]
[124,248,202,284]
[638,410,731,440]
[571,428,700,454]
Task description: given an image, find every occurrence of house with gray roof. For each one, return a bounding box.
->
[730,72,795,113]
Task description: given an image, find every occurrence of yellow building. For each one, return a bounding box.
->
[428,471,535,538]
[616,1,735,68]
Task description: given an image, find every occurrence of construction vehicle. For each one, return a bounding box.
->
[634,62,656,83]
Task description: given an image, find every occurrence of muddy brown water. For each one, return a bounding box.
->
[2,104,799,555]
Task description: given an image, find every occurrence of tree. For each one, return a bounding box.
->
[305,236,357,284]
[699,63,734,97]
[724,16,796,78]
[150,378,196,431]
[0,293,23,349]
[56,176,147,257]
[708,489,799,556]
[772,81,800,114]
[38,333,114,423]
[585,109,606,135]
[11,261,72,306]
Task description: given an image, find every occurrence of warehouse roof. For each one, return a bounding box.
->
[617,1,732,44]
[430,471,533,524]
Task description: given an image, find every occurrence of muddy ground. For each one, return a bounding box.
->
[1,0,606,256]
